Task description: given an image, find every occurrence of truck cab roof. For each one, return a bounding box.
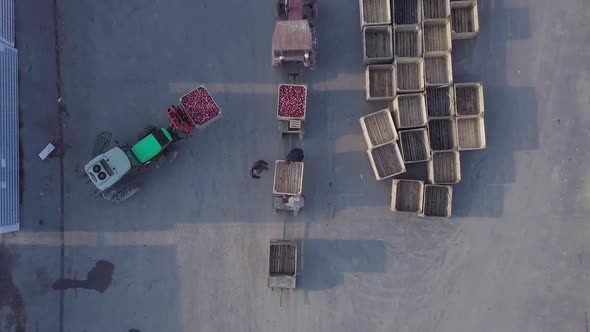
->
[272,20,313,52]
[131,128,173,163]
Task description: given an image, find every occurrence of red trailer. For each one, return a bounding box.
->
[167,86,222,136]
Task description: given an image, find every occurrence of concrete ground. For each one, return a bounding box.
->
[2,0,590,331]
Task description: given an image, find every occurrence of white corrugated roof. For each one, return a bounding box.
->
[0,43,19,233]
[0,0,14,47]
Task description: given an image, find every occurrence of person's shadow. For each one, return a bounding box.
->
[52,260,115,293]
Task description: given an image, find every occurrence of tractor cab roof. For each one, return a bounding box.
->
[84,147,131,191]
[131,128,173,164]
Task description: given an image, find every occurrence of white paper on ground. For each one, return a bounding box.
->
[39,143,56,160]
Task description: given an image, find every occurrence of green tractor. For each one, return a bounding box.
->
[84,85,221,204]
[84,126,177,203]
[84,85,223,203]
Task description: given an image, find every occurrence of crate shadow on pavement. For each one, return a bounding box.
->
[296,239,387,290]
[451,2,537,218]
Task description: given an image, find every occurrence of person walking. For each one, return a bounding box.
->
[250,160,269,179]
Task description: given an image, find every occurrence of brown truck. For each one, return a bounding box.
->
[272,0,318,69]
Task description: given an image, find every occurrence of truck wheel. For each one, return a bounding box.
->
[102,183,140,204]
[303,0,318,21]
[313,1,318,20]
[275,0,287,19]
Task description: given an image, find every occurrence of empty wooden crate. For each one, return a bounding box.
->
[426,85,455,118]
[396,58,424,93]
[268,240,297,289]
[363,25,393,64]
[423,0,451,19]
[391,179,424,213]
[450,0,479,39]
[360,109,398,148]
[399,128,431,163]
[428,150,461,184]
[424,19,452,53]
[360,0,392,27]
[455,82,484,116]
[456,116,486,150]
[273,161,304,195]
[394,0,422,25]
[366,64,397,101]
[367,142,406,180]
[424,52,453,86]
[392,93,427,129]
[428,118,457,151]
[421,184,452,217]
[394,24,423,58]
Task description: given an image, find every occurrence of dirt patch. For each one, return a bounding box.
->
[0,246,26,332]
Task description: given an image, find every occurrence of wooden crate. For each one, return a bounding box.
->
[268,240,297,289]
[363,25,394,64]
[456,116,486,150]
[424,19,452,53]
[393,0,422,25]
[428,150,461,184]
[360,0,392,26]
[455,82,484,117]
[428,118,457,151]
[367,142,406,180]
[391,179,424,213]
[421,184,452,217]
[399,128,431,163]
[360,109,398,148]
[366,64,397,101]
[394,24,423,58]
[451,0,479,39]
[426,85,455,118]
[273,161,304,195]
[423,0,451,19]
[392,93,427,129]
[396,58,424,93]
[424,51,453,86]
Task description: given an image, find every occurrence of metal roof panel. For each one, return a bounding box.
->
[0,43,19,233]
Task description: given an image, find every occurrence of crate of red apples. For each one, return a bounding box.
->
[179,86,222,128]
[277,84,307,120]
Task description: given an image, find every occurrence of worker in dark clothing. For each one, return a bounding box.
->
[286,148,304,162]
[250,160,269,179]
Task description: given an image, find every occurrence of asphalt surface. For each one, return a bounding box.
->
[2,0,590,331]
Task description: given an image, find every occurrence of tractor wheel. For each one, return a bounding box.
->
[102,183,140,204]
[92,132,112,156]
[137,125,158,140]
[168,126,187,142]
[165,150,179,164]
[158,145,178,167]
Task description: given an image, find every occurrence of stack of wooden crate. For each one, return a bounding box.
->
[358,0,484,218]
